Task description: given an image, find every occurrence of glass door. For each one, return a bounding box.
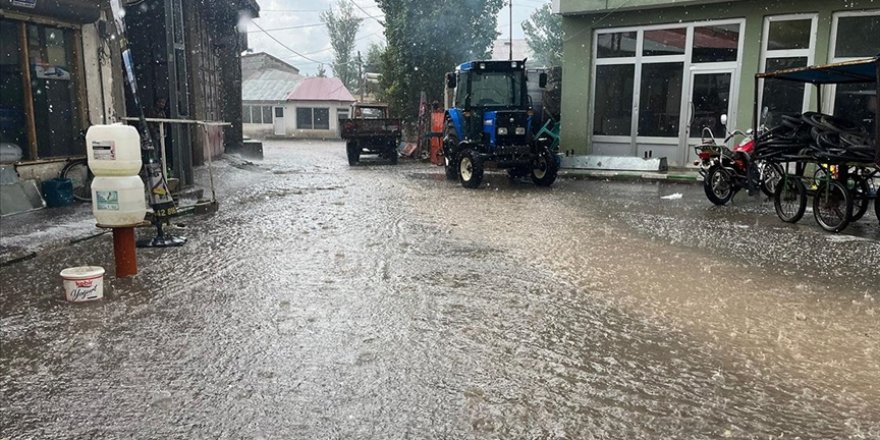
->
[684,69,734,164]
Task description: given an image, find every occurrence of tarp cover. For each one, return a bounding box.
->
[756,56,879,84]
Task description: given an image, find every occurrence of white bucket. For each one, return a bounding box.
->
[60,266,105,302]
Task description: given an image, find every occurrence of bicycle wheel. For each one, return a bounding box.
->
[60,159,93,202]
[848,175,870,222]
[759,161,784,197]
[813,180,852,233]
[774,175,806,223]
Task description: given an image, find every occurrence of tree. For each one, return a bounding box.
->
[522,4,562,67]
[364,42,385,73]
[321,1,362,90]
[316,64,327,77]
[375,0,505,121]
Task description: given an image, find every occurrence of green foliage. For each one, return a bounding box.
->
[364,42,385,73]
[375,0,505,120]
[321,1,362,91]
[522,4,562,68]
[316,64,327,77]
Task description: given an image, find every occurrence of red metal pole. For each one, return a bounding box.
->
[112,227,138,277]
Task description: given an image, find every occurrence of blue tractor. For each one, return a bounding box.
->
[443,59,557,188]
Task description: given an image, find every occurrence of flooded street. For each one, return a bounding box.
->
[2,140,879,439]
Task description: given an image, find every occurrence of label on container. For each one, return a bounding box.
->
[95,190,119,210]
[92,140,116,160]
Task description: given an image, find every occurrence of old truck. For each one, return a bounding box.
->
[443,59,557,188]
[339,103,401,165]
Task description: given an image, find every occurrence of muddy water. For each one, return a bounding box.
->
[1,140,878,439]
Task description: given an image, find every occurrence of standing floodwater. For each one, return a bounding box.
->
[1,140,878,439]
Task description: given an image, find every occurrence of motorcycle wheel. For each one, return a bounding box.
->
[773,175,807,223]
[813,180,853,233]
[759,162,784,197]
[703,165,734,205]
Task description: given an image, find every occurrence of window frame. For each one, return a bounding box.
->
[1,18,88,161]
[296,107,331,130]
[758,14,818,123]
[590,19,745,154]
[826,9,880,113]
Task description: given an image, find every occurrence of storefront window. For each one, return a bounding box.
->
[597,31,636,58]
[638,62,683,137]
[262,106,273,124]
[692,24,739,63]
[831,12,879,132]
[759,16,816,129]
[767,19,812,50]
[242,105,252,123]
[28,23,83,158]
[0,19,28,160]
[643,28,686,57]
[834,14,880,58]
[761,57,808,127]
[2,19,85,160]
[593,64,634,136]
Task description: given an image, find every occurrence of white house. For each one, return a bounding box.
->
[282,77,356,139]
[241,53,303,138]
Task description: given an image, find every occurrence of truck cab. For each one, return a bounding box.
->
[443,59,557,188]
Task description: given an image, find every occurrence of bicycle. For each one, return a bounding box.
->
[59,158,93,202]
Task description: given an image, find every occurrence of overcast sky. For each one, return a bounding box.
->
[245,0,550,76]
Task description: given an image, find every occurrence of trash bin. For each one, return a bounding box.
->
[42,178,75,207]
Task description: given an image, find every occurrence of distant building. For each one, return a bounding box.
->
[241,53,304,139]
[491,39,534,62]
[282,77,356,139]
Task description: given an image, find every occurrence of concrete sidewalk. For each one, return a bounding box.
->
[0,185,208,267]
[560,167,702,183]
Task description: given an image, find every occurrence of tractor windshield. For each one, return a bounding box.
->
[468,71,524,107]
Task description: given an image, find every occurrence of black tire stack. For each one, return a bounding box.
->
[757,112,878,232]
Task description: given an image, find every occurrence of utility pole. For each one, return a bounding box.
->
[357,51,365,102]
[509,0,513,60]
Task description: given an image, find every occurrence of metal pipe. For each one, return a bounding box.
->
[112,227,138,277]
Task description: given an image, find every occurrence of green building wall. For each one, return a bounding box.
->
[559,0,878,155]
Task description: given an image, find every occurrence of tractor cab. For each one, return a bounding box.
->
[442,60,556,189]
[445,60,546,150]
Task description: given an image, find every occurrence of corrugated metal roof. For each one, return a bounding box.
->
[286,77,355,102]
[242,68,303,102]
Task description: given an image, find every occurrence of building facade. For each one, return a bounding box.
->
[281,77,355,140]
[0,0,258,187]
[555,0,879,166]
[241,52,303,139]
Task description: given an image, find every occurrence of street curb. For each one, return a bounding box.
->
[0,229,109,268]
[559,169,701,184]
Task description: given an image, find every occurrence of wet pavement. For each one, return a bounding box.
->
[1,140,878,439]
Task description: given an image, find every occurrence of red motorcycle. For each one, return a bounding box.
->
[695,122,783,205]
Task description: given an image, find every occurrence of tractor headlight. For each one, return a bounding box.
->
[515,127,526,135]
[497,127,508,135]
